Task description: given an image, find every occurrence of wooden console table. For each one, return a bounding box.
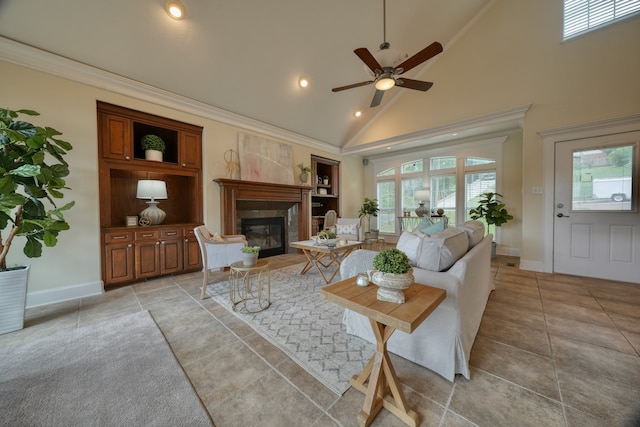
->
[320,277,446,427]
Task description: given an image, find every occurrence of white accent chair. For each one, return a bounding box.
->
[194,226,247,299]
[323,210,337,231]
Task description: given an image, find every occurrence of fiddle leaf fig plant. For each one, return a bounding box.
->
[0,107,75,270]
[469,192,513,236]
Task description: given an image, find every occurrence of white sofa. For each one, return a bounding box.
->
[339,222,494,381]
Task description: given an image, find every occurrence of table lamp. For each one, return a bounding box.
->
[414,189,430,217]
[137,180,167,225]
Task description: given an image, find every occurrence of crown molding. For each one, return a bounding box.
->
[0,37,340,155]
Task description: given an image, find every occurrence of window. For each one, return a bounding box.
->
[563,0,640,40]
[571,144,634,211]
[377,168,396,233]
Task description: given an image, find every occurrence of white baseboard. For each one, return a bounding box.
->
[496,246,520,257]
[519,259,547,273]
[26,281,104,308]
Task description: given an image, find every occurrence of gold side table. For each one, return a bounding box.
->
[229,260,271,313]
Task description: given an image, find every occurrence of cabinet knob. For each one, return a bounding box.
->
[125,155,130,160]
[182,163,186,167]
[127,244,132,248]
[184,238,188,243]
[155,241,160,245]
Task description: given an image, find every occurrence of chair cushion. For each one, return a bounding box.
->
[416,228,469,271]
[336,223,358,236]
[457,220,485,249]
[417,218,446,235]
[396,231,424,265]
[211,233,225,242]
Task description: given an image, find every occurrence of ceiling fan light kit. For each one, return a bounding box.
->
[332,0,443,107]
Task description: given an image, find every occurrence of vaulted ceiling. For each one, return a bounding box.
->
[0,0,491,150]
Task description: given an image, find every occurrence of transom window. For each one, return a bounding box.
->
[563,0,640,40]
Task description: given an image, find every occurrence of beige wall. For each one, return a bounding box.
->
[0,60,363,300]
[348,0,640,267]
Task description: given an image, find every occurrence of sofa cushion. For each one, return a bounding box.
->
[417,218,445,235]
[396,231,424,265]
[335,223,358,236]
[416,228,469,271]
[457,220,485,249]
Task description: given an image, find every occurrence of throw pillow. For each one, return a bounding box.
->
[336,223,358,236]
[416,228,469,271]
[417,218,445,235]
[457,220,485,249]
[396,231,424,266]
[211,233,225,242]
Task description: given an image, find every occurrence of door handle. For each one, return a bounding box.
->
[556,213,570,218]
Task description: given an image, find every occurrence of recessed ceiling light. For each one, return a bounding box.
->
[354,111,362,118]
[386,147,392,150]
[165,1,186,20]
[298,77,309,88]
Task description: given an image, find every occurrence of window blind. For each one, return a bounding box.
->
[563,0,640,39]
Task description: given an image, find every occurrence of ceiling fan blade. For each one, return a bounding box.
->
[354,48,383,74]
[331,81,374,92]
[394,41,443,75]
[370,90,384,108]
[396,78,433,91]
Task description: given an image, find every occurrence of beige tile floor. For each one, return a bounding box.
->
[2,253,640,426]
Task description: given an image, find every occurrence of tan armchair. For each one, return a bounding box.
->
[194,226,247,299]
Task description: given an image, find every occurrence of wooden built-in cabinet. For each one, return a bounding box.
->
[98,101,203,288]
[311,155,340,233]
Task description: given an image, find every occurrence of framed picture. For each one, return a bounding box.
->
[126,216,138,227]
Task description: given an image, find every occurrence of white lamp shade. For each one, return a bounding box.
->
[136,180,167,201]
[414,189,430,202]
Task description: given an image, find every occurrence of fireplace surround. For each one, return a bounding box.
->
[214,179,311,249]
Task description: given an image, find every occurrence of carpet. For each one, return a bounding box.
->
[206,263,374,395]
[0,311,214,427]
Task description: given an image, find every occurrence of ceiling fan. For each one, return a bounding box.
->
[332,0,443,107]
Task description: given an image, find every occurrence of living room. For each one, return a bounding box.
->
[0,0,639,425]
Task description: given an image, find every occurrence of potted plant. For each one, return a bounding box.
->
[317,229,337,246]
[469,192,513,258]
[322,175,329,185]
[141,134,165,162]
[358,197,380,239]
[297,163,312,184]
[0,107,75,334]
[241,245,260,266]
[370,248,414,303]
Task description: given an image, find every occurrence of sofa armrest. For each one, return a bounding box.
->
[339,249,377,279]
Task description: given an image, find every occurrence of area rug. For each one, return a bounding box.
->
[206,263,374,395]
[0,311,214,426]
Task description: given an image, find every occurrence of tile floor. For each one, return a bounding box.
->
[2,254,639,426]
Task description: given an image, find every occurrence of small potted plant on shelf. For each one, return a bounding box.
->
[469,192,513,258]
[241,245,260,266]
[0,107,75,334]
[322,175,329,185]
[370,248,414,303]
[141,134,165,162]
[297,163,312,184]
[358,197,380,239]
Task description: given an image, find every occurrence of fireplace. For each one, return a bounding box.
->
[241,217,286,258]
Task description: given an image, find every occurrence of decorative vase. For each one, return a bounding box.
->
[0,265,30,335]
[370,268,414,303]
[299,172,309,184]
[145,149,163,162]
[323,178,329,185]
[242,252,258,266]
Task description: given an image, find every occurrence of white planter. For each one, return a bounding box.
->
[371,268,414,303]
[242,252,258,266]
[0,265,29,335]
[145,149,163,162]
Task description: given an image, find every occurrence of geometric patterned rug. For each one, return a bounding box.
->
[206,263,374,395]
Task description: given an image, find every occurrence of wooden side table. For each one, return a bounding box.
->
[320,277,446,427]
[229,260,270,313]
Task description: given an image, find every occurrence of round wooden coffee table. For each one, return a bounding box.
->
[228,260,271,313]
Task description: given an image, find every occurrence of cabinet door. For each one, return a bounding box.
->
[135,240,161,278]
[180,132,202,169]
[160,228,183,274]
[104,242,134,284]
[100,113,132,161]
[183,235,202,271]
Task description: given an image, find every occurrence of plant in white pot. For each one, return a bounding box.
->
[0,107,74,334]
[370,248,414,303]
[141,134,165,162]
[297,163,311,184]
[358,197,379,239]
[469,192,513,258]
[241,245,260,266]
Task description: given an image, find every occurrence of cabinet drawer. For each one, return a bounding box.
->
[135,230,161,241]
[183,227,196,238]
[104,231,134,243]
[161,228,183,239]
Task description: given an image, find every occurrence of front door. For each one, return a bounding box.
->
[553,131,640,284]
